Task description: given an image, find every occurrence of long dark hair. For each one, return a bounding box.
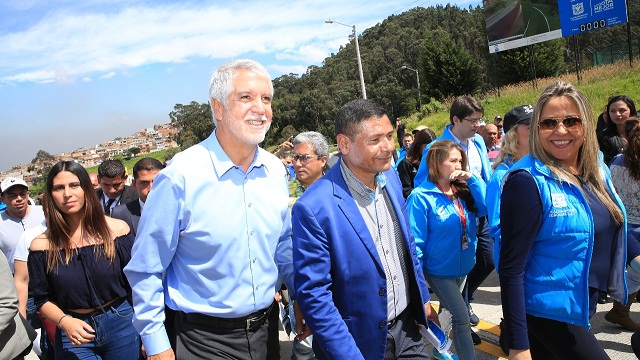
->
[606,95,636,128]
[426,140,476,213]
[43,161,114,271]
[624,117,640,181]
[406,128,436,167]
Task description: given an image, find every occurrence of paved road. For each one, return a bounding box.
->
[27,271,640,359]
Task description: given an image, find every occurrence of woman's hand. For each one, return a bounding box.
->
[59,316,96,346]
[509,349,532,360]
[449,170,472,181]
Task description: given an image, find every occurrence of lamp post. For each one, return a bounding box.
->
[400,66,421,109]
[325,19,367,99]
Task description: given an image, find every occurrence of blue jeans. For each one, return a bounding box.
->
[466,216,494,302]
[288,300,314,360]
[55,299,141,360]
[426,274,475,360]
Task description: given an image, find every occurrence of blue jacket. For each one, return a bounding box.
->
[486,156,517,273]
[508,155,627,327]
[408,174,487,278]
[292,161,430,360]
[414,125,492,188]
[394,147,407,169]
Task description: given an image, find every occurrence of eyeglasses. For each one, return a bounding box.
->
[292,154,321,163]
[539,117,583,131]
[461,117,483,125]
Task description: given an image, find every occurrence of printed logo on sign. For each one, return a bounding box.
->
[572,2,584,15]
[594,0,614,13]
[551,193,567,208]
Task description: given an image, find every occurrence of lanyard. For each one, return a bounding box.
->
[435,183,467,230]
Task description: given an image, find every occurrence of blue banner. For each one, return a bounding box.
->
[558,0,628,36]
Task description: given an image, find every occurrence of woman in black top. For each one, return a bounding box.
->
[28,161,141,359]
[397,128,436,198]
[598,95,636,164]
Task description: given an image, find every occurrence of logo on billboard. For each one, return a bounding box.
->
[572,2,585,15]
[594,0,614,13]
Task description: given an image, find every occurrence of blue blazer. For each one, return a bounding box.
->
[292,160,430,360]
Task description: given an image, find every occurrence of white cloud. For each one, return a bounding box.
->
[100,71,116,79]
[0,1,408,84]
[269,64,307,76]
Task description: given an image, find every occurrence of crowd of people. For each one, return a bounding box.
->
[0,58,639,360]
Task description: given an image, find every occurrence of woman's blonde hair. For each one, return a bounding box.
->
[493,125,524,170]
[529,81,623,224]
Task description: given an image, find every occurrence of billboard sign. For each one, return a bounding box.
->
[559,0,628,36]
[485,0,628,54]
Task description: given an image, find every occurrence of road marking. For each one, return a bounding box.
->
[432,304,507,358]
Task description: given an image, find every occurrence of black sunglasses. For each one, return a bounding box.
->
[539,117,583,131]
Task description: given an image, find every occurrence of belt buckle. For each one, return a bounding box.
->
[246,311,265,330]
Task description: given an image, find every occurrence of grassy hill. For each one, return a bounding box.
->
[401,60,640,136]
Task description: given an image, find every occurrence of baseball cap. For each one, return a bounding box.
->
[1,177,28,194]
[503,105,534,133]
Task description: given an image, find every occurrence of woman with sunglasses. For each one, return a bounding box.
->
[408,140,486,360]
[499,81,628,360]
[598,95,636,164]
[27,161,141,359]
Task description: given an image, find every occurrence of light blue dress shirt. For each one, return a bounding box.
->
[124,130,294,356]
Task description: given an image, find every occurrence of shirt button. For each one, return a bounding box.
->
[248,203,252,208]
[386,250,390,254]
[378,320,386,328]
[252,258,256,263]
[250,231,254,236]
[379,288,386,296]
[255,285,259,290]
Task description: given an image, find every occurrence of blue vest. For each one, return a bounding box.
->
[507,155,627,327]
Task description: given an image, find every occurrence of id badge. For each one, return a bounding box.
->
[461,232,469,250]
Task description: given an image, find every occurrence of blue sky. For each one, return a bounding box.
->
[0,0,482,172]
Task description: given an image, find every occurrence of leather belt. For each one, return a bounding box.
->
[181,307,270,331]
[67,297,127,319]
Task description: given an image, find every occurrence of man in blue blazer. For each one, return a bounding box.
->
[292,99,437,360]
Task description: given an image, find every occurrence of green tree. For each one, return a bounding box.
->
[421,30,483,100]
[164,147,181,162]
[127,147,142,158]
[169,101,214,149]
[495,39,565,85]
[31,150,55,164]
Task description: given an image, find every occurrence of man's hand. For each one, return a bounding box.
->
[274,136,294,157]
[147,348,175,360]
[424,302,440,327]
[293,301,312,341]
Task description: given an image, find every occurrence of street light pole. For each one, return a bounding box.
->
[325,19,367,99]
[400,65,420,109]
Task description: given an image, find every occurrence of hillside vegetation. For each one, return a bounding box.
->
[401,60,640,136]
